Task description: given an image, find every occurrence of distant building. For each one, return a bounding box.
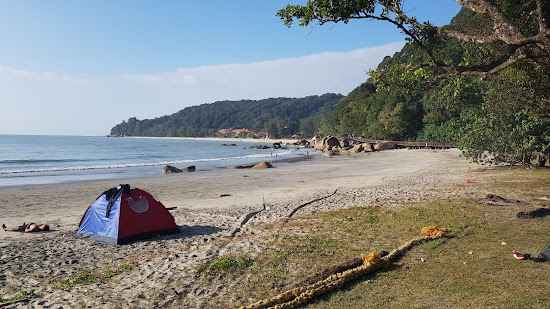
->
[217,128,252,138]
[291,132,304,139]
[217,128,269,139]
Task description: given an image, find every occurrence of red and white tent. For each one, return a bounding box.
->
[77,185,180,245]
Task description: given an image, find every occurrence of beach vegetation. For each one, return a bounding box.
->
[201,256,255,275]
[278,1,550,75]
[223,168,550,308]
[110,94,343,138]
[59,261,139,290]
[279,1,549,166]
[0,290,35,303]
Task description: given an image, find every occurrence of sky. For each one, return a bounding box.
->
[0,1,462,136]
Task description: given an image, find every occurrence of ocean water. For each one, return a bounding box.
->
[0,135,309,187]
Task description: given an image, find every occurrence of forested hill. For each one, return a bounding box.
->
[316,6,549,165]
[110,93,343,138]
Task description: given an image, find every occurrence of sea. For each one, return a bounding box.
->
[0,135,311,188]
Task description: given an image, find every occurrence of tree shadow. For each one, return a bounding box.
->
[177,224,222,237]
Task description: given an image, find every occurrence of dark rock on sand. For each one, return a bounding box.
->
[163,165,182,174]
[162,165,195,173]
[250,145,269,149]
[180,166,196,172]
[517,208,550,219]
[252,162,273,169]
[232,164,256,169]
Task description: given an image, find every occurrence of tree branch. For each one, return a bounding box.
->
[403,50,528,80]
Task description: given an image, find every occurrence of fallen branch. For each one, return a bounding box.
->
[287,189,339,219]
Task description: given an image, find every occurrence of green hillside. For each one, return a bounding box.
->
[316,7,549,165]
[110,93,343,139]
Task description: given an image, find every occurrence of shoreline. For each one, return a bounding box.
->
[0,149,321,191]
[0,149,475,308]
[113,135,301,145]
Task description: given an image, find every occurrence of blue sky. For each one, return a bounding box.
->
[0,1,461,136]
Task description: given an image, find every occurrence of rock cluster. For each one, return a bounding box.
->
[162,165,196,174]
[313,135,396,156]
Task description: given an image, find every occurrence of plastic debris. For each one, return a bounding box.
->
[218,194,231,198]
[501,242,507,246]
[513,251,525,260]
[466,179,471,184]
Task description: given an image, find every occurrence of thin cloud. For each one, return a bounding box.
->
[0,42,405,135]
[122,41,405,100]
[0,65,95,84]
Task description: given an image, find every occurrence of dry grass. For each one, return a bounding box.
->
[203,168,550,308]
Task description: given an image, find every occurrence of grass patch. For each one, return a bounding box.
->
[202,256,254,275]
[222,168,550,308]
[0,290,35,303]
[59,261,138,290]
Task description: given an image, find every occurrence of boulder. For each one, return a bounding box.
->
[340,138,352,148]
[232,164,255,169]
[163,165,182,174]
[362,143,374,152]
[374,141,396,151]
[252,162,273,169]
[326,136,340,147]
[323,150,338,157]
[180,165,196,172]
[314,135,340,151]
[293,139,310,147]
[349,144,364,153]
[250,145,269,149]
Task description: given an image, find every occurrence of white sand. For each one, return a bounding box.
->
[0,149,475,308]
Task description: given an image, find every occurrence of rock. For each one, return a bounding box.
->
[163,165,182,174]
[349,144,364,153]
[163,165,195,173]
[273,142,281,149]
[314,135,340,151]
[252,162,273,169]
[250,145,269,149]
[293,139,310,147]
[326,136,340,148]
[374,141,396,151]
[231,164,255,169]
[362,143,374,152]
[340,138,352,148]
[180,166,196,172]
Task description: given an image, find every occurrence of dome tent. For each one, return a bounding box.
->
[77,184,180,245]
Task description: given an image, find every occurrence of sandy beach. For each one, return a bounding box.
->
[0,149,475,308]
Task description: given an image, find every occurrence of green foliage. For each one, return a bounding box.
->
[110,94,342,138]
[59,261,139,290]
[458,61,550,165]
[0,290,35,303]
[300,3,549,165]
[204,256,254,275]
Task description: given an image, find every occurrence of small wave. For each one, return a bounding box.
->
[0,150,294,175]
[0,158,84,164]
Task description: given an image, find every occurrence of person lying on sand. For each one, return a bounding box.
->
[2,223,50,233]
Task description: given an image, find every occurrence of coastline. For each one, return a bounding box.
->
[115,135,300,145]
[0,149,474,308]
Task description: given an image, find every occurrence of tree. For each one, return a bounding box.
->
[277,0,550,77]
[458,60,550,165]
